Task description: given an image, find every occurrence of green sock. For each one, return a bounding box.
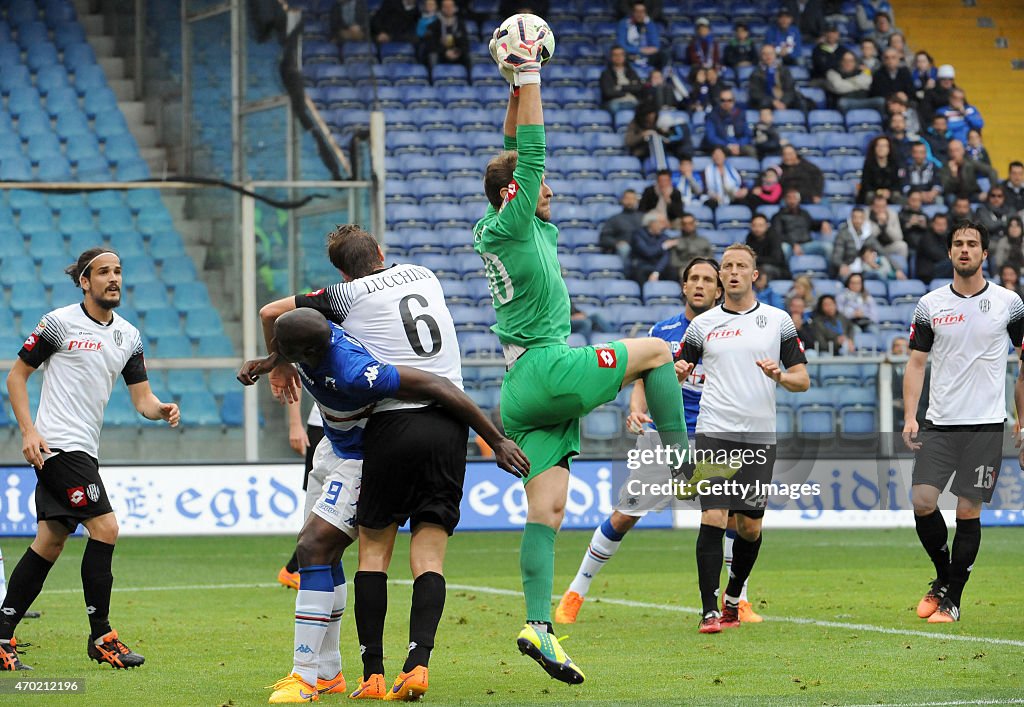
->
[642,361,689,452]
[521,522,557,623]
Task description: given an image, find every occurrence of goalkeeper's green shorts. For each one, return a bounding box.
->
[500,341,628,484]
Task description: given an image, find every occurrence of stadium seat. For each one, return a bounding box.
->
[196,334,235,357]
[167,369,209,396]
[601,280,643,305]
[185,309,224,338]
[154,335,193,358]
[131,281,170,311]
[144,307,182,338]
[180,391,222,426]
[887,279,927,305]
[162,256,198,282]
[220,392,244,427]
[789,254,828,278]
[581,405,622,442]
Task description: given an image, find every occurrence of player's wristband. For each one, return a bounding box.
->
[516,68,541,85]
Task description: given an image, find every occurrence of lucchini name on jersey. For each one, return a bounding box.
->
[360,266,432,293]
[625,478,823,501]
[625,445,767,470]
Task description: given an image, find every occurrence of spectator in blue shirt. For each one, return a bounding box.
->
[616,2,665,69]
[764,8,802,66]
[701,88,755,157]
[936,88,984,144]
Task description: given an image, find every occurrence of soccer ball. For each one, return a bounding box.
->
[493,13,556,66]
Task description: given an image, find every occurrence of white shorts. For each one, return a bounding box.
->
[616,429,675,518]
[305,436,362,540]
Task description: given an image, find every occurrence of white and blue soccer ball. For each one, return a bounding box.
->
[494,13,556,66]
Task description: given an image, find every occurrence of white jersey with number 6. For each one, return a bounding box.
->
[294,264,463,412]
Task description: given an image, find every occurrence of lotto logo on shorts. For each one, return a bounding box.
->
[67,486,87,507]
[596,347,617,368]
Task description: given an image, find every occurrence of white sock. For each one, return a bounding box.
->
[568,520,624,596]
[0,545,6,604]
[724,531,750,602]
[317,562,347,680]
[292,565,334,687]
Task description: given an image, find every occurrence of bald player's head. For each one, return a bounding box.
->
[274,309,332,367]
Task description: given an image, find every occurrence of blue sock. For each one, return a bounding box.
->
[600,518,625,542]
[293,565,334,686]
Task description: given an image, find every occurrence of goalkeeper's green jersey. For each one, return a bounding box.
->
[472,124,570,348]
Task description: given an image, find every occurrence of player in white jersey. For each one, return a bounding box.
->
[905,220,1024,623]
[254,225,478,699]
[678,244,809,633]
[555,258,725,624]
[0,249,180,671]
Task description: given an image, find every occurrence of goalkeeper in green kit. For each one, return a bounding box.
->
[474,20,690,685]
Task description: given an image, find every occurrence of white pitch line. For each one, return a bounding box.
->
[39,580,1024,649]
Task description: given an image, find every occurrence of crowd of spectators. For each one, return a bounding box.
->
[592,0,1024,339]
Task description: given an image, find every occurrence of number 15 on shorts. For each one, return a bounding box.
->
[973,465,995,489]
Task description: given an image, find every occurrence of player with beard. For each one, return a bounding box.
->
[906,220,1024,623]
[1,248,180,670]
[555,258,777,624]
[475,43,692,684]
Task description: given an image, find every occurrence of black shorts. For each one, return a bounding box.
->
[303,424,326,491]
[358,406,468,535]
[692,435,777,517]
[912,421,1003,503]
[35,451,113,532]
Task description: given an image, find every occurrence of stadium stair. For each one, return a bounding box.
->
[896,0,1024,172]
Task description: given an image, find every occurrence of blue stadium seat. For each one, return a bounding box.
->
[109,231,146,257]
[601,280,643,305]
[0,254,36,284]
[9,282,48,315]
[196,334,235,357]
[104,391,139,426]
[845,109,883,133]
[460,332,502,358]
[154,334,193,358]
[144,307,182,338]
[221,392,244,427]
[789,254,828,277]
[840,405,877,437]
[136,210,175,237]
[172,281,212,309]
[581,406,622,442]
[643,280,683,305]
[162,256,198,282]
[27,231,67,260]
[180,391,222,426]
[887,279,927,304]
[581,254,625,279]
[808,109,844,131]
[167,369,208,396]
[185,309,224,338]
[131,281,170,311]
[715,205,751,229]
[797,404,836,436]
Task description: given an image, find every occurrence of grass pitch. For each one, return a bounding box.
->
[1,528,1021,706]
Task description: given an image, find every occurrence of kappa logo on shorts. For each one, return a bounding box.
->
[596,347,617,368]
[67,486,87,507]
[86,483,101,502]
